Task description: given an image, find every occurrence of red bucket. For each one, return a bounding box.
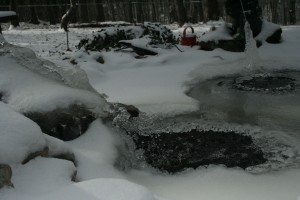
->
[181,26,196,46]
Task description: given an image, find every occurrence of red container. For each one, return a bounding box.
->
[181,26,196,46]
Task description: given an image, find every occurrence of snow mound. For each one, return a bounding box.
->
[2,43,96,92]
[0,102,47,164]
[37,179,161,200]
[0,45,105,113]
[45,135,74,159]
[199,22,232,42]
[10,158,76,195]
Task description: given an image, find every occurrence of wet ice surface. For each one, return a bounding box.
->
[113,105,300,174]
[185,62,300,172]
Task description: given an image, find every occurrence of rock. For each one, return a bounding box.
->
[266,28,282,44]
[0,92,3,102]
[199,39,262,52]
[22,147,49,164]
[96,56,105,64]
[134,129,266,173]
[25,105,96,141]
[0,164,13,188]
[123,104,140,118]
[104,103,140,121]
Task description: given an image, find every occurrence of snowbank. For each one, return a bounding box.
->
[0,102,46,164]
[68,119,124,180]
[30,179,161,200]
[45,135,74,159]
[0,158,76,199]
[127,166,300,200]
[0,46,104,113]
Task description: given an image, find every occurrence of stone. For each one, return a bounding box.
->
[134,129,266,173]
[104,103,140,121]
[96,56,105,64]
[25,105,96,141]
[199,39,262,52]
[0,164,13,188]
[266,28,282,44]
[0,92,3,102]
[22,147,49,165]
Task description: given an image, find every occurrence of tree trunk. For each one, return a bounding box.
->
[169,4,178,23]
[78,0,89,23]
[48,0,59,25]
[95,0,105,22]
[9,0,19,27]
[109,0,116,21]
[136,2,144,23]
[289,0,296,25]
[174,0,187,26]
[204,0,220,22]
[270,0,278,24]
[29,0,39,24]
[151,0,157,22]
[198,0,204,22]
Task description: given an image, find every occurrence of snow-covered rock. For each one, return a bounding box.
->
[199,20,282,52]
[7,158,76,196]
[255,20,282,43]
[0,102,47,165]
[199,22,232,43]
[0,43,107,140]
[0,44,105,113]
[45,135,75,164]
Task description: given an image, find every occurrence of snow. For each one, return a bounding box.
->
[67,119,125,180]
[22,179,160,200]
[0,102,46,164]
[0,45,105,113]
[1,22,300,200]
[127,167,300,200]
[45,134,74,158]
[0,158,76,199]
[0,11,16,18]
[199,21,233,42]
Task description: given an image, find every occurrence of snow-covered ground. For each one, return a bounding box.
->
[1,23,300,200]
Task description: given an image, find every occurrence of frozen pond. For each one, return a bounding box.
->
[2,24,300,200]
